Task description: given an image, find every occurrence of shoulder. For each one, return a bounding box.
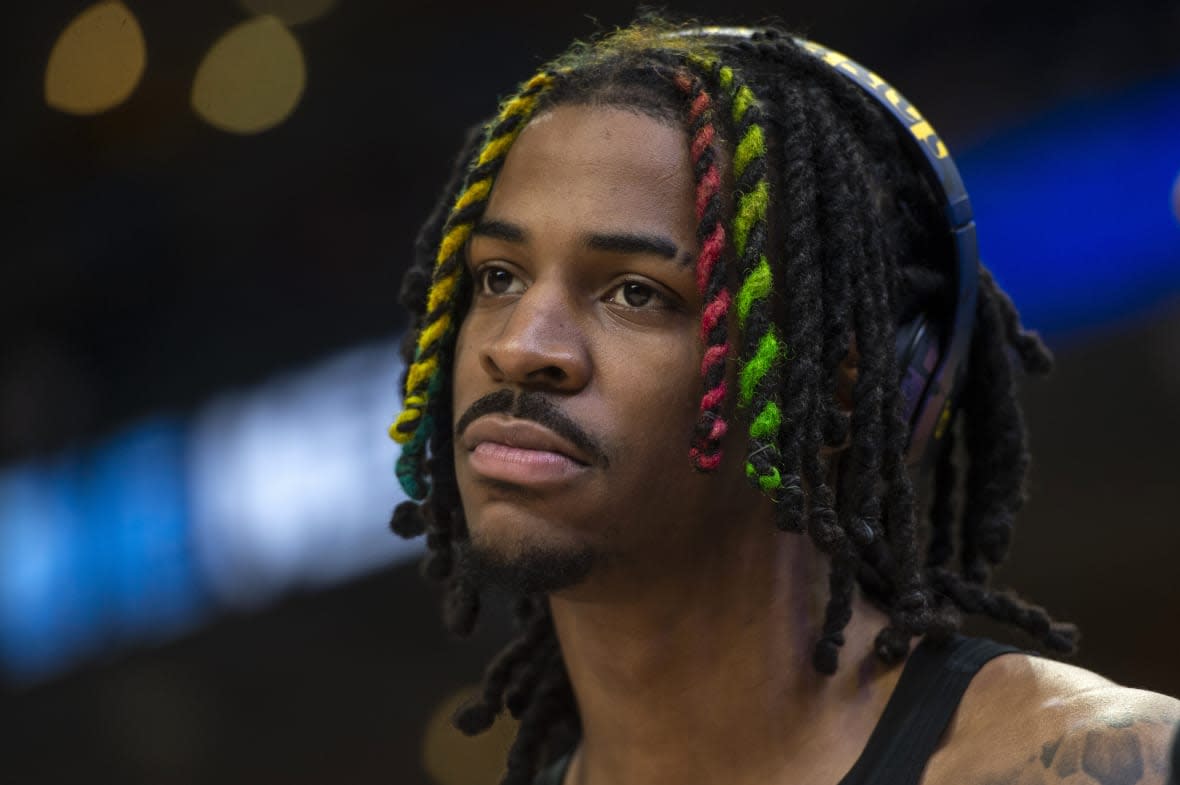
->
[921,650,1180,785]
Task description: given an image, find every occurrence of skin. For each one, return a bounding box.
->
[450,104,1180,785]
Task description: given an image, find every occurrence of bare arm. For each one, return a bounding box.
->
[924,654,1179,785]
[972,691,1180,785]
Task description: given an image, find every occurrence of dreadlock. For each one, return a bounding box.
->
[387,20,1078,784]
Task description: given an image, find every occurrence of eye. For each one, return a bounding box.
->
[476,265,525,296]
[605,280,670,309]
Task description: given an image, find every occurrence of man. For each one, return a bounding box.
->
[387,21,1179,785]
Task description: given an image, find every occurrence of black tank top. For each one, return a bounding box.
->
[534,635,1019,785]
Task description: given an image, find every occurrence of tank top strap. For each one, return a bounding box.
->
[534,750,573,785]
[838,635,1021,785]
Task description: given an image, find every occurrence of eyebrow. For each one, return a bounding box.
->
[472,218,526,243]
[585,231,680,260]
[473,218,689,264]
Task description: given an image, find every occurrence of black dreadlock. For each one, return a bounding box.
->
[388,21,1078,785]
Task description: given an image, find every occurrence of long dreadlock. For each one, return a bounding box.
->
[388,21,1078,785]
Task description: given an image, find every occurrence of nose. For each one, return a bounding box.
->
[479,283,591,392]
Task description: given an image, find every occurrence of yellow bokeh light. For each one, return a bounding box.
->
[240,0,339,26]
[191,16,306,135]
[45,1,147,115]
[422,686,518,785]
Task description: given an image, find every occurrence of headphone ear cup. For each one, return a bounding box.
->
[895,314,945,464]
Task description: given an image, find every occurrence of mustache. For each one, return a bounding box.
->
[454,390,609,468]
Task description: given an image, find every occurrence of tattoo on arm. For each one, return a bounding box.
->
[975,712,1179,785]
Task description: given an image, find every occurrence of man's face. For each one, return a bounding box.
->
[451,104,766,593]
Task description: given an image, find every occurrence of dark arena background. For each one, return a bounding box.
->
[2,2,1179,783]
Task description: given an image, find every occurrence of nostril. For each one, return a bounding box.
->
[480,354,504,382]
[531,365,567,384]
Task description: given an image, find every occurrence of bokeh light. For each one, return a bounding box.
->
[240,0,339,26]
[44,1,147,115]
[0,340,412,685]
[188,342,412,611]
[191,16,306,134]
[422,687,518,785]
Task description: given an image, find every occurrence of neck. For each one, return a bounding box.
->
[549,519,905,785]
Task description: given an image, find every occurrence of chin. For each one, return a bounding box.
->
[458,527,597,595]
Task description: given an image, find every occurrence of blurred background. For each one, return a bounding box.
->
[1,1,1178,782]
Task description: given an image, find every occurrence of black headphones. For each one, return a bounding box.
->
[671,28,980,475]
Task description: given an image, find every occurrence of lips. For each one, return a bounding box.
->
[461,416,593,487]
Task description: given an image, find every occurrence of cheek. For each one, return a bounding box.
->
[598,335,704,482]
[605,328,760,502]
[451,319,485,416]
[592,337,767,553]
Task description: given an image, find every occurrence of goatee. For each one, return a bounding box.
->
[456,537,597,595]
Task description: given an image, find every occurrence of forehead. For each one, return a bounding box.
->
[484,104,695,236]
